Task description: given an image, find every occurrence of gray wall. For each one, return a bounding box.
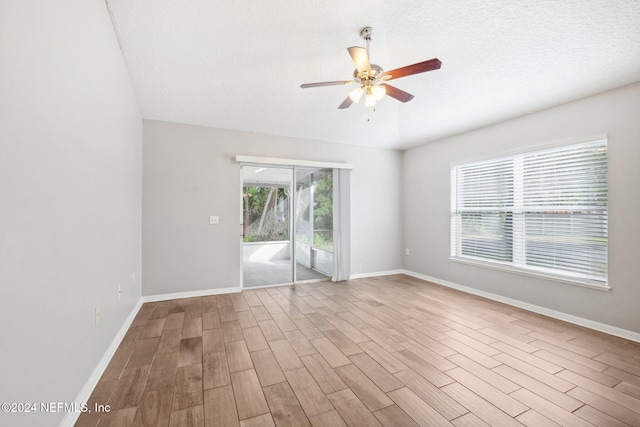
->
[0,1,142,426]
[143,120,404,296]
[403,82,640,334]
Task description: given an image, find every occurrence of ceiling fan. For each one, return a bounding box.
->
[300,27,441,109]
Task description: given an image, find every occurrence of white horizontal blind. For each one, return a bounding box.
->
[452,158,514,263]
[451,139,608,285]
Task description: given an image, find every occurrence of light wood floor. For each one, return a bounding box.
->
[75,274,640,427]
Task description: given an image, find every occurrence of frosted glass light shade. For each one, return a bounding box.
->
[364,93,377,107]
[371,85,386,101]
[348,87,364,103]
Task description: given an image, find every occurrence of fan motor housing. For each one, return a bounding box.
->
[354,64,383,81]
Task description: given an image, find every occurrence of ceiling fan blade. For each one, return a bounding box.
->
[338,96,354,109]
[300,81,352,88]
[380,58,441,81]
[381,84,414,103]
[347,46,372,75]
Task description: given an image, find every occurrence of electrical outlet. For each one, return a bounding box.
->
[95,306,101,325]
[405,248,410,255]
[117,285,121,299]
[131,272,135,284]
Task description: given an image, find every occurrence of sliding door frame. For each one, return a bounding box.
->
[237,156,352,289]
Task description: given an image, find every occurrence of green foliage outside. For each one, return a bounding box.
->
[242,171,333,252]
[311,172,333,252]
[243,186,289,242]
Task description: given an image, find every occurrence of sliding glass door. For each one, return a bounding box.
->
[242,166,293,287]
[241,165,334,288]
[295,168,333,281]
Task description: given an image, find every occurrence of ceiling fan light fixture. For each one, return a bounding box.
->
[371,84,386,101]
[300,26,441,109]
[348,86,364,103]
[364,90,377,107]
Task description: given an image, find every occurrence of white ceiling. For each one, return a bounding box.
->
[106,0,640,150]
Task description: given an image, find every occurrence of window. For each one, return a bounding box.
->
[451,139,608,288]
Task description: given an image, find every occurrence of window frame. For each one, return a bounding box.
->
[450,137,610,291]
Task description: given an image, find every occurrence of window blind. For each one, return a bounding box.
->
[451,139,608,285]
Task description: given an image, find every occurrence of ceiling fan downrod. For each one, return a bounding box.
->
[360,26,373,59]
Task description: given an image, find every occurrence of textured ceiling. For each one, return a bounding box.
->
[106,0,640,150]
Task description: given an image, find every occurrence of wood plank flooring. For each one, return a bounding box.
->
[75,274,640,427]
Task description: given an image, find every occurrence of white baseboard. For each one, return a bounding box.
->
[350,269,405,280]
[402,270,640,343]
[141,286,242,303]
[60,298,144,427]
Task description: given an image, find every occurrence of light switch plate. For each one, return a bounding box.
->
[209,215,219,225]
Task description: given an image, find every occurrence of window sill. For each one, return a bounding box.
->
[449,256,611,291]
